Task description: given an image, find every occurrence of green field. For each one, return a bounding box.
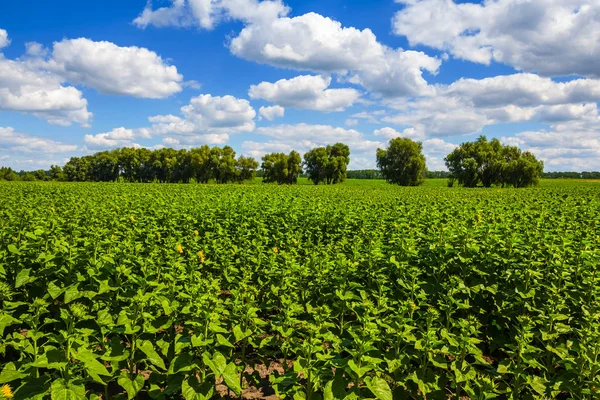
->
[1,181,599,399]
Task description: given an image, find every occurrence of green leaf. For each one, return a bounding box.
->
[526,375,546,395]
[216,334,234,348]
[73,349,111,377]
[365,376,393,400]
[15,268,34,288]
[64,285,81,304]
[202,351,227,378]
[47,281,65,300]
[233,325,246,342]
[50,379,86,400]
[138,340,166,370]
[222,362,242,396]
[118,373,145,400]
[0,362,25,384]
[0,313,21,336]
[7,244,20,254]
[181,376,213,400]
[347,360,370,378]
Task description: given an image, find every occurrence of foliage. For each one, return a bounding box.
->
[445,136,544,188]
[261,151,303,184]
[58,146,258,184]
[346,170,382,180]
[303,143,350,185]
[376,138,426,186]
[542,171,600,179]
[1,181,599,399]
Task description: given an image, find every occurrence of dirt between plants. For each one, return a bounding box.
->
[216,359,291,399]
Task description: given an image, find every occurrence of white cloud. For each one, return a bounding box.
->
[0,29,10,49]
[47,38,183,98]
[231,12,440,97]
[254,123,384,160]
[393,0,600,77]
[241,140,294,159]
[134,0,289,30]
[84,127,136,149]
[381,73,600,137]
[446,74,600,108]
[499,110,600,171]
[345,119,358,127]
[144,94,255,141]
[258,105,285,120]
[373,126,427,140]
[0,126,78,154]
[249,75,360,111]
[0,52,91,126]
[134,2,441,97]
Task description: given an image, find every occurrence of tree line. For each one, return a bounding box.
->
[1,135,582,188]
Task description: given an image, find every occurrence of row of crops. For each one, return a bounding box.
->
[1,182,599,399]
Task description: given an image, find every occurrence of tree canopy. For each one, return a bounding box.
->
[445,136,544,188]
[303,143,350,185]
[376,137,426,186]
[261,151,303,184]
[58,146,258,183]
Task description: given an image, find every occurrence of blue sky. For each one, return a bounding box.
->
[1,0,599,171]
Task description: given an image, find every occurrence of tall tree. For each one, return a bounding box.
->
[303,143,350,185]
[445,135,543,187]
[376,137,426,186]
[261,151,302,184]
[190,146,212,183]
[236,156,259,182]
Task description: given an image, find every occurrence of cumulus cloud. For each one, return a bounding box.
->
[374,126,426,141]
[0,49,91,126]
[0,29,9,49]
[84,127,137,149]
[249,75,360,111]
[393,0,600,77]
[381,73,600,137]
[0,126,78,154]
[47,38,183,98]
[499,110,600,171]
[258,105,285,120]
[134,2,441,97]
[134,0,289,30]
[231,12,440,97]
[447,74,600,108]
[138,94,255,145]
[248,123,384,161]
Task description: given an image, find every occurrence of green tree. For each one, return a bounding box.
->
[0,167,19,181]
[445,136,543,187]
[63,157,90,182]
[376,137,426,186]
[235,156,259,182]
[261,151,302,184]
[190,145,212,183]
[34,169,48,181]
[22,172,36,181]
[49,165,65,181]
[303,143,350,185]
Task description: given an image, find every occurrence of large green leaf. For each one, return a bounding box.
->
[222,362,242,396]
[364,376,393,400]
[117,373,145,400]
[0,362,25,384]
[181,376,214,400]
[138,340,166,370]
[73,350,111,377]
[50,379,85,400]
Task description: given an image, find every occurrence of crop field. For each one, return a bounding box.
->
[1,181,599,400]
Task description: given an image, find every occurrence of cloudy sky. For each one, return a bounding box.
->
[1,0,599,171]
